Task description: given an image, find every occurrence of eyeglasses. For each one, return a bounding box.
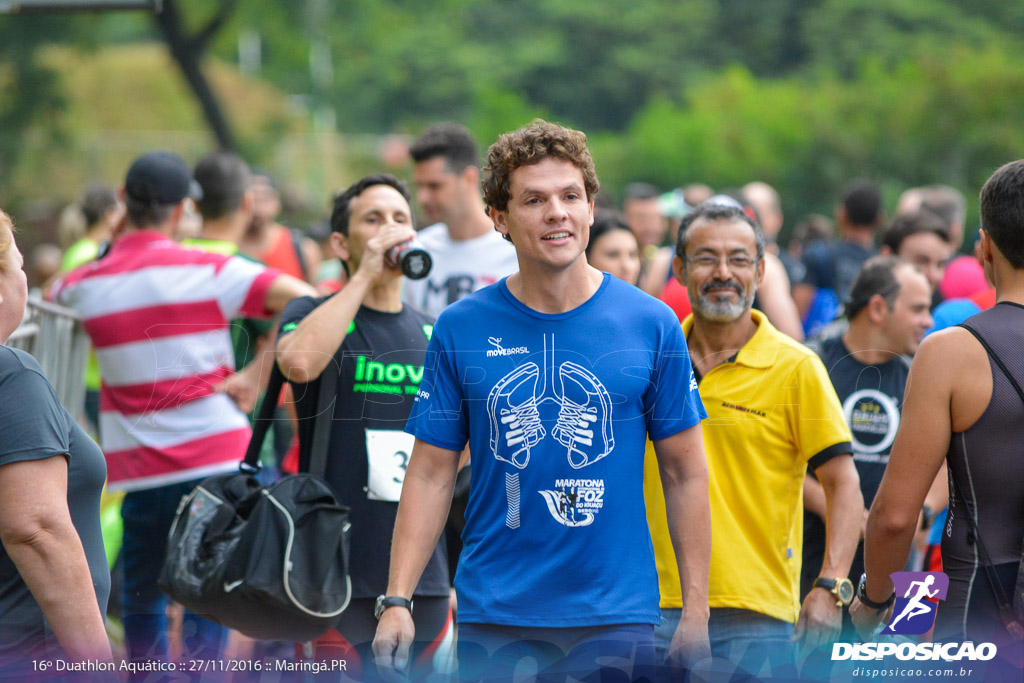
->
[686,254,757,270]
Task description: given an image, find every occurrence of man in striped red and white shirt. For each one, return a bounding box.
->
[53,150,314,666]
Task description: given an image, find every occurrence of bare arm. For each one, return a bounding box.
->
[276,271,371,383]
[276,225,414,383]
[815,454,862,581]
[373,440,461,679]
[262,272,318,316]
[0,457,112,662]
[217,324,280,413]
[653,425,711,665]
[851,334,957,638]
[758,253,804,341]
[795,453,862,650]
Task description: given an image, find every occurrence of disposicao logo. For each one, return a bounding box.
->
[832,572,998,663]
[885,571,948,635]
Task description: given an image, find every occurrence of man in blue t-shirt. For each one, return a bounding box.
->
[372,120,711,681]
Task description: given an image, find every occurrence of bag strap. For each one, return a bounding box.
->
[241,363,287,472]
[307,352,339,479]
[954,322,1022,630]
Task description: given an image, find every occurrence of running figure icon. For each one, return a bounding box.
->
[889,575,940,629]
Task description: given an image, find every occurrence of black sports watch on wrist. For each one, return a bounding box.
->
[857,573,896,613]
[375,595,414,620]
[813,576,855,606]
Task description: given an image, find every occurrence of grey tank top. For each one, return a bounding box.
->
[939,302,1024,641]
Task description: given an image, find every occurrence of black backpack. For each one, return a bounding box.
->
[159,362,351,642]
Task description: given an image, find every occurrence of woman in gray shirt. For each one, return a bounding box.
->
[0,210,111,671]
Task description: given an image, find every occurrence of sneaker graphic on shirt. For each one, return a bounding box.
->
[488,362,546,469]
[552,361,614,468]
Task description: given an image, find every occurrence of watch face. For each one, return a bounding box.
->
[838,579,855,604]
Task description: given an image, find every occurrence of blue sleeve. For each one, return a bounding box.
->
[0,367,70,466]
[644,317,707,441]
[405,319,469,451]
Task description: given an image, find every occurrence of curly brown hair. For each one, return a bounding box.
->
[482,119,599,214]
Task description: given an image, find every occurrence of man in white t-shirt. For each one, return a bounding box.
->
[404,122,518,318]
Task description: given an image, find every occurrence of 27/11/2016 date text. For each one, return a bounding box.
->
[188,659,348,673]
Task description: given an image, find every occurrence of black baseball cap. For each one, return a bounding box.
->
[124,150,203,205]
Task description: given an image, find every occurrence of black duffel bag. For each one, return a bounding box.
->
[159,361,350,642]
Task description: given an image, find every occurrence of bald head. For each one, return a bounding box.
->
[742,181,783,239]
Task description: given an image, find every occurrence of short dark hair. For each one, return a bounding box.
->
[882,211,950,254]
[330,174,411,237]
[586,210,633,258]
[409,122,480,174]
[194,151,251,221]
[842,180,883,227]
[623,182,660,204]
[675,203,765,262]
[125,198,175,228]
[845,255,905,320]
[979,159,1024,269]
[482,119,600,215]
[81,183,118,226]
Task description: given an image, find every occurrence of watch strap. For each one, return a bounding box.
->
[812,577,838,591]
[813,576,853,606]
[375,595,413,620]
[857,573,895,612]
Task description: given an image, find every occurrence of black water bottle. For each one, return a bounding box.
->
[386,238,432,280]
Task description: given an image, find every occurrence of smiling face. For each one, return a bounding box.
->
[679,217,764,323]
[881,264,934,356]
[490,158,595,274]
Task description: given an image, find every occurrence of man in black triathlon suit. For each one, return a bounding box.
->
[853,160,1024,679]
[276,175,451,680]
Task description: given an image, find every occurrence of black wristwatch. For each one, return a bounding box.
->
[813,577,855,606]
[857,573,895,613]
[375,595,414,620]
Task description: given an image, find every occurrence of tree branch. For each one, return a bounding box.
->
[192,0,241,54]
[154,0,237,150]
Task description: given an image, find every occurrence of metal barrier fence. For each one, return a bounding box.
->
[8,296,90,422]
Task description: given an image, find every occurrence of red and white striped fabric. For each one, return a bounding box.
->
[53,230,280,492]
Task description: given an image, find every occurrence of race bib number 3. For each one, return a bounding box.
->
[365,429,415,502]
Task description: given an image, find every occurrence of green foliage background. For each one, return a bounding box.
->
[3,0,1024,244]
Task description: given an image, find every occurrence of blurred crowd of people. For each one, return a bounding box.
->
[1,118,1020,683]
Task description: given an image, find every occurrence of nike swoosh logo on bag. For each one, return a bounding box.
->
[224,579,244,592]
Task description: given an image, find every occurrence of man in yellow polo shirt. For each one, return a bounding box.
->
[645,201,863,679]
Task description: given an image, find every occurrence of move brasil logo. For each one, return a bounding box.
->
[832,572,998,663]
